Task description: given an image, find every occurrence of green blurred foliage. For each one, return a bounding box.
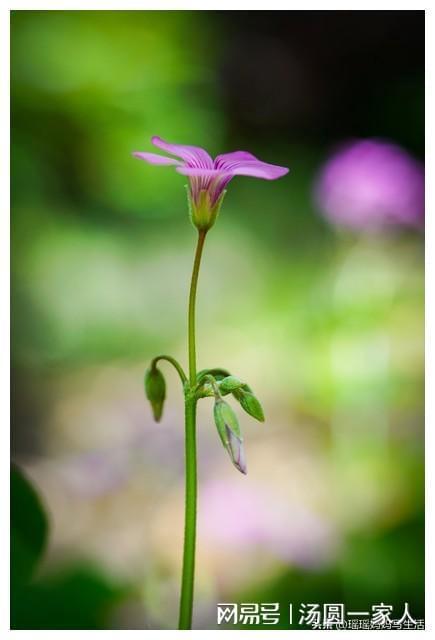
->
[12,564,132,630]
[11,465,132,629]
[235,516,424,629]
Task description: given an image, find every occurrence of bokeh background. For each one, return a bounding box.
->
[11,10,424,630]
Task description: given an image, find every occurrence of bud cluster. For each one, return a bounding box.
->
[200,373,265,475]
[144,362,265,476]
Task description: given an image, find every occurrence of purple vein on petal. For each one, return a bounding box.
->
[215,151,260,166]
[215,151,289,180]
[177,167,233,205]
[176,167,225,177]
[151,136,214,169]
[132,151,181,166]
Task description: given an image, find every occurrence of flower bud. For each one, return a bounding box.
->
[219,375,244,394]
[235,389,265,422]
[187,188,226,232]
[225,427,247,475]
[144,365,166,422]
[213,399,247,474]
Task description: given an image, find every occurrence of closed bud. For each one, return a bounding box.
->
[219,375,244,394]
[235,389,265,422]
[144,365,166,422]
[213,399,247,474]
[213,398,240,444]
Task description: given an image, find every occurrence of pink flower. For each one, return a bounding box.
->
[314,139,424,231]
[133,136,289,230]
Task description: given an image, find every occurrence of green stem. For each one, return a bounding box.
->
[187,230,207,385]
[151,355,187,386]
[178,396,197,629]
[178,230,207,630]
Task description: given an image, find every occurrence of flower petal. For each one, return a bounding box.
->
[132,151,181,166]
[215,151,289,180]
[215,151,259,164]
[231,163,289,180]
[152,136,214,169]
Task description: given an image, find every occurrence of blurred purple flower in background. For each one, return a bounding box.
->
[314,139,424,230]
[199,480,337,569]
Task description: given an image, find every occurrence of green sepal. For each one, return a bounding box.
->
[196,375,244,399]
[187,187,226,232]
[144,365,166,422]
[213,398,241,447]
[213,398,247,474]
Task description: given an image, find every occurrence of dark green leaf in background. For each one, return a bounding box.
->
[11,464,49,586]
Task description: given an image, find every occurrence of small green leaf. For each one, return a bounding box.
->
[144,365,166,421]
